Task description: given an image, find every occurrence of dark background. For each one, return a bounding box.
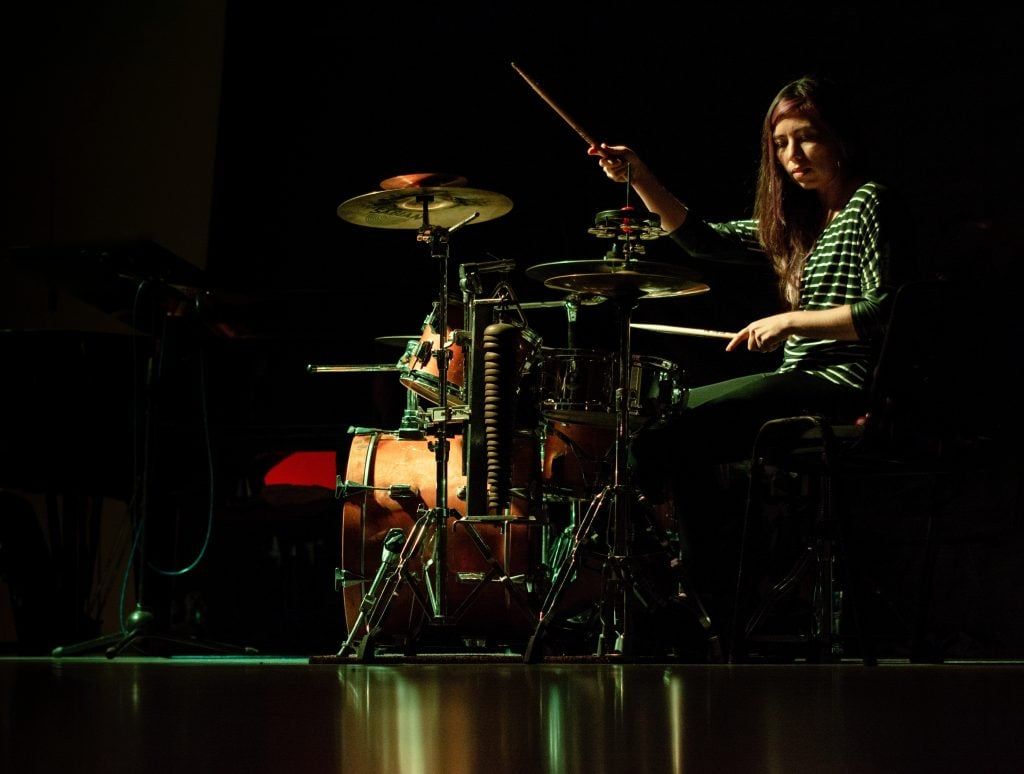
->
[207,4,1024,394]
[5,3,1024,400]
[2,2,1024,654]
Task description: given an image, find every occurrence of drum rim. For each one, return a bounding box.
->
[538,347,680,371]
[399,371,467,404]
[542,400,616,413]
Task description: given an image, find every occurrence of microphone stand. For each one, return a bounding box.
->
[53,282,254,658]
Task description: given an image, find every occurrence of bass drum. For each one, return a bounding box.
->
[340,431,540,641]
[542,421,613,501]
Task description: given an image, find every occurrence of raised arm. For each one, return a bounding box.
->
[590,143,765,266]
[589,143,690,232]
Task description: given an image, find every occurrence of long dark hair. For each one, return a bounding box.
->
[754,76,863,306]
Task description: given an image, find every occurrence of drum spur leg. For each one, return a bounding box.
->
[338,515,432,660]
[337,528,406,657]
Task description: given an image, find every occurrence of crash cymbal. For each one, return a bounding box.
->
[525,259,709,299]
[379,173,469,190]
[375,335,420,348]
[337,187,513,229]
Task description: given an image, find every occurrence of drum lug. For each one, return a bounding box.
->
[336,477,367,499]
[454,570,531,585]
[388,484,418,499]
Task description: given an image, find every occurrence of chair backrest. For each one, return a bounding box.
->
[861,279,957,457]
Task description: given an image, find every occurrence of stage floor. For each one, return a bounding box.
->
[2,657,1023,773]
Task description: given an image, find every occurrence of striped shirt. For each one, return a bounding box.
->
[670,181,893,390]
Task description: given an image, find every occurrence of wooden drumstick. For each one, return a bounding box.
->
[511,62,599,148]
[630,323,737,340]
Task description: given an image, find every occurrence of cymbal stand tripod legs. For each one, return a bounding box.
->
[524,293,636,660]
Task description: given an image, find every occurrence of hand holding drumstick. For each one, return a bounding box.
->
[588,143,652,185]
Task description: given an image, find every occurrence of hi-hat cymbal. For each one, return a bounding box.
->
[525,260,709,299]
[337,187,513,229]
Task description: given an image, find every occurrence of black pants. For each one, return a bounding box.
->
[631,370,865,496]
[630,370,866,604]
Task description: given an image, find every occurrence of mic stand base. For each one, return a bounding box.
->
[52,604,258,659]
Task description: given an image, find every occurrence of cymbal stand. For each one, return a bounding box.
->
[526,288,716,661]
[524,289,639,658]
[525,211,717,663]
[338,198,479,658]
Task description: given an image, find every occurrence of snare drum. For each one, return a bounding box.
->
[538,348,684,427]
[399,301,467,406]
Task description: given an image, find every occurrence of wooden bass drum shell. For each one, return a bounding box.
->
[340,431,539,641]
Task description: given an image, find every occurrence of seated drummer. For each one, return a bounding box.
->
[591,75,907,495]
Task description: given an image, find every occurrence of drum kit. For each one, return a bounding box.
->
[316,168,726,662]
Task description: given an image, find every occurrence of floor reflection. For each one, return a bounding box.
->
[335,663,1024,774]
[336,665,692,774]
[3,658,1024,774]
